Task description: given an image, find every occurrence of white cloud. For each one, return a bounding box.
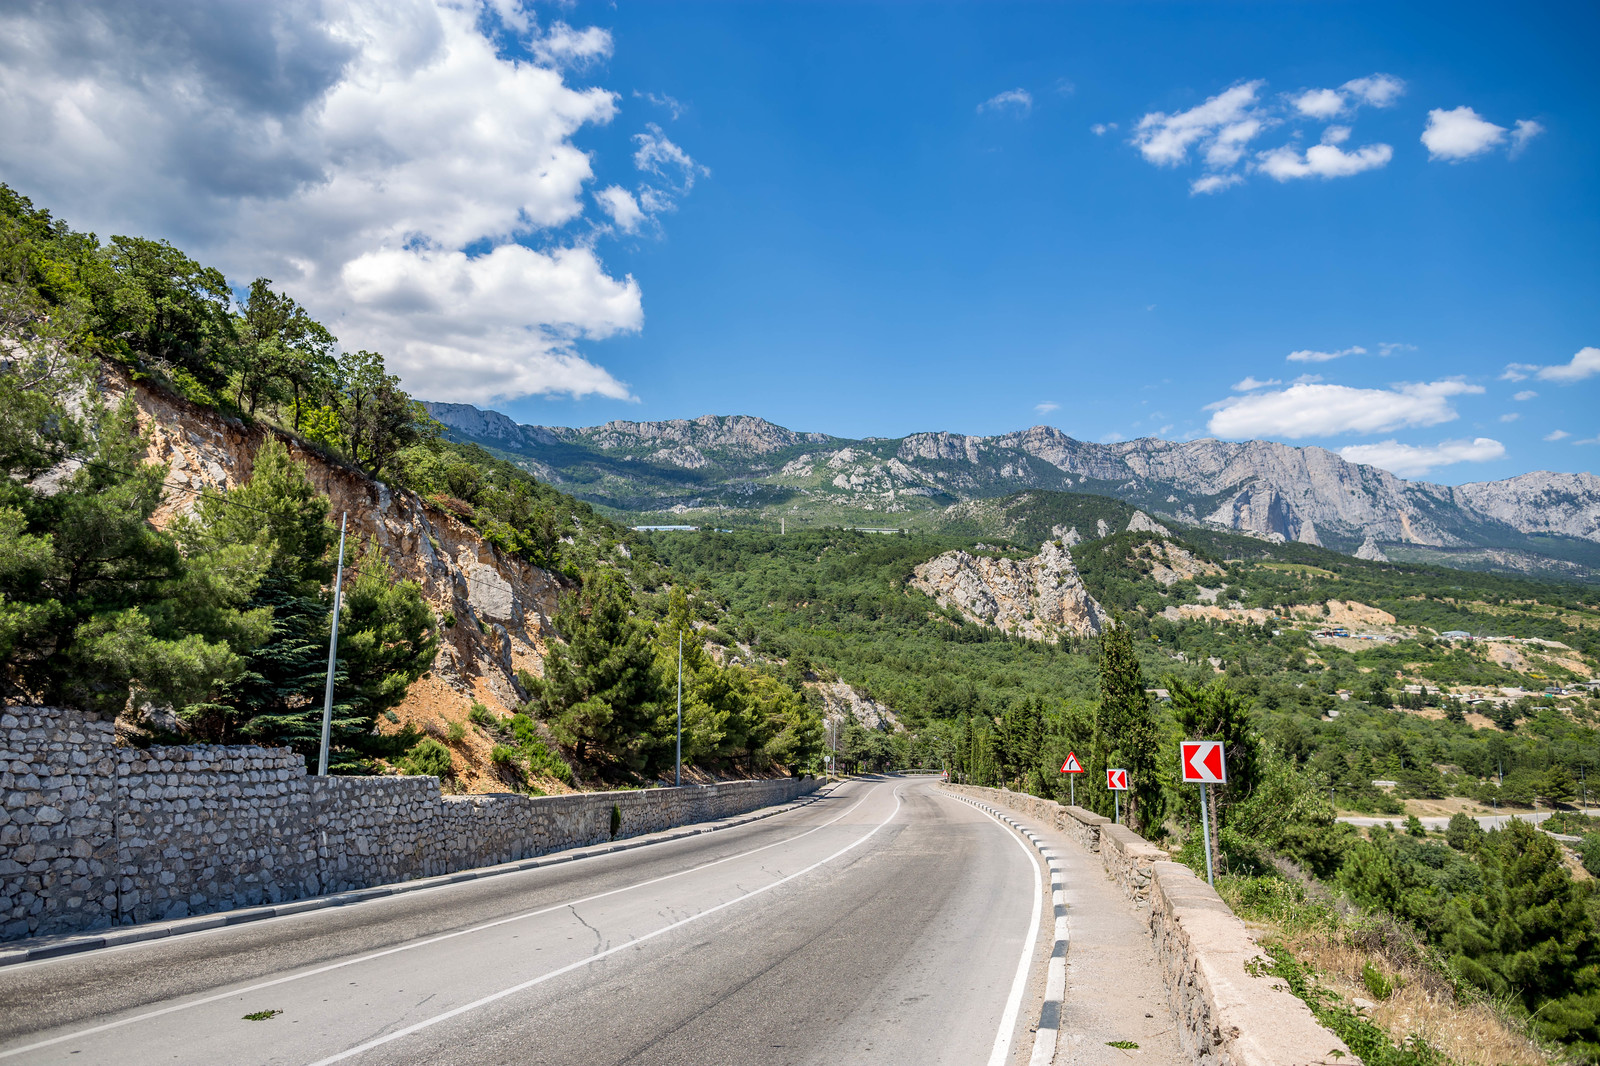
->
[1534,346,1600,384]
[1100,432,1126,444]
[1377,342,1416,357]
[1338,437,1504,477]
[0,0,662,404]
[1499,412,1519,422]
[1232,376,1281,391]
[1258,138,1392,181]
[1091,122,1118,136]
[1204,119,1264,167]
[1292,373,1325,385]
[532,21,611,67]
[1422,106,1517,161]
[1545,430,1571,441]
[633,90,684,120]
[1340,74,1406,108]
[1206,379,1484,439]
[978,88,1033,114]
[633,122,708,188]
[1191,173,1244,195]
[1292,89,1345,119]
[1513,389,1537,401]
[1577,437,1600,446]
[1133,81,1265,167]
[1510,119,1545,157]
[594,185,644,233]
[1287,345,1366,363]
[1501,364,1535,382]
[1035,401,1060,414]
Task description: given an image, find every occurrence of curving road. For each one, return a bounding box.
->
[0,778,1046,1066]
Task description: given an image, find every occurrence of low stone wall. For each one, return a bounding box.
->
[940,784,1358,1066]
[2,706,816,942]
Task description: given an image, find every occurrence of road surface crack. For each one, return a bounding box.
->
[569,904,605,953]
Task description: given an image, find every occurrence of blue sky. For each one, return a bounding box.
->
[0,0,1594,483]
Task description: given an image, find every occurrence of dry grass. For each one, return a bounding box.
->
[1274,928,1548,1066]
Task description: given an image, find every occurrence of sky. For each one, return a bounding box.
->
[0,0,1595,484]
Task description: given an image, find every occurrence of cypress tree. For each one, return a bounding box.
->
[1094,622,1163,834]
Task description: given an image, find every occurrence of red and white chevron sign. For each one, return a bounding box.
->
[1181,740,1227,784]
[1105,768,1128,791]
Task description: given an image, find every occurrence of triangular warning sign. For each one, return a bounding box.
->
[1060,751,1084,774]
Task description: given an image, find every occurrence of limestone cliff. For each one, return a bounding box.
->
[910,542,1107,642]
[119,376,564,789]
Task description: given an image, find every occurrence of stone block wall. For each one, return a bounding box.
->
[2,707,816,942]
[939,783,1359,1066]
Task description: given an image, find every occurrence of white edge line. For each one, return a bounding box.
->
[301,784,906,1066]
[0,783,878,1061]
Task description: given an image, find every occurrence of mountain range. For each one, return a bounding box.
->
[422,403,1600,579]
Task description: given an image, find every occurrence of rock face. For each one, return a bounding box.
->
[1127,511,1172,536]
[122,375,561,717]
[810,681,899,732]
[426,403,1600,554]
[911,542,1107,642]
[1354,536,1389,562]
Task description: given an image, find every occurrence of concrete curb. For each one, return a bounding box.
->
[0,781,845,969]
[946,792,1067,1066]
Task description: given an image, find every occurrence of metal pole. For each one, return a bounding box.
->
[675,630,683,788]
[1070,777,1075,807]
[318,512,348,777]
[1200,783,1215,887]
[1114,793,1120,825]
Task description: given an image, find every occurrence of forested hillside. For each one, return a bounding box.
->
[0,184,822,788]
[651,520,1600,1061]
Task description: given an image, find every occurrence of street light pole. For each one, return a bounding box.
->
[317,512,348,777]
[675,629,683,788]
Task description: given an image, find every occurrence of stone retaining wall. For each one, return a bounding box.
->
[2,706,816,942]
[941,784,1358,1066]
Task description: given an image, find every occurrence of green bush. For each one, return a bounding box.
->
[397,738,452,779]
[610,803,622,840]
[1361,960,1397,1000]
[446,721,466,743]
[468,702,497,728]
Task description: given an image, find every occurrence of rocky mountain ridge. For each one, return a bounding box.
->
[422,404,1600,563]
[910,541,1108,643]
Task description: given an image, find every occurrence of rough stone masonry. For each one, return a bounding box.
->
[1,706,816,943]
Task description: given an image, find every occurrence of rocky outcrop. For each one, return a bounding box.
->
[1127,510,1172,536]
[911,542,1107,642]
[1354,536,1389,562]
[810,681,899,732]
[1136,541,1224,587]
[1453,471,1600,543]
[124,377,561,722]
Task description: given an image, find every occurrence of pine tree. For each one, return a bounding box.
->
[1093,623,1163,834]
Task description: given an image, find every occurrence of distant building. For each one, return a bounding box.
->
[632,525,698,532]
[1441,630,1472,640]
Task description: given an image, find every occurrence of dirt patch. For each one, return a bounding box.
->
[1290,600,1398,628]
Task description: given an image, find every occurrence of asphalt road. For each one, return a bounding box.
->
[0,778,1044,1066]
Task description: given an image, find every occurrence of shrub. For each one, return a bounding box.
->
[468,702,496,728]
[397,738,452,779]
[446,721,466,743]
[1361,960,1397,1000]
[610,802,622,840]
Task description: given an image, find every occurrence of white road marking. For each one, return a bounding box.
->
[302,785,907,1065]
[0,783,883,1061]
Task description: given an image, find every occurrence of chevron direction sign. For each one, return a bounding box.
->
[1060,751,1084,774]
[1106,768,1128,791]
[1181,741,1227,784]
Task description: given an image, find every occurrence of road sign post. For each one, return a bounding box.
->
[1181,740,1227,887]
[1060,751,1085,806]
[1106,767,1128,824]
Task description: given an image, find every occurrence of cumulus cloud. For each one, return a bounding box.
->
[1377,341,1416,357]
[1232,376,1282,391]
[1422,106,1542,162]
[0,0,669,404]
[1134,74,1398,194]
[1091,122,1118,136]
[1035,401,1060,414]
[1546,430,1571,441]
[1513,389,1537,401]
[594,185,644,233]
[978,88,1033,114]
[1499,413,1519,422]
[1258,136,1392,181]
[1205,379,1483,439]
[1502,347,1600,385]
[1133,81,1265,166]
[1534,346,1600,383]
[1287,345,1366,363]
[1338,437,1505,478]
